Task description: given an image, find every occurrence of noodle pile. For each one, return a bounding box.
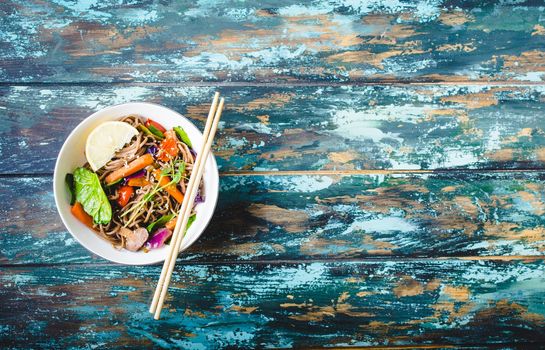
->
[87,115,198,249]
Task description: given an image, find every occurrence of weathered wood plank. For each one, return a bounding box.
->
[1,260,544,348]
[1,1,545,83]
[2,173,544,264]
[2,84,545,174]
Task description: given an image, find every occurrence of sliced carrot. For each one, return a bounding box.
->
[105,153,154,184]
[71,202,94,228]
[153,169,184,203]
[157,130,179,162]
[127,177,151,187]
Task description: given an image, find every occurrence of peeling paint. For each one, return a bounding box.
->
[2,85,545,173]
[3,261,544,347]
[2,2,545,82]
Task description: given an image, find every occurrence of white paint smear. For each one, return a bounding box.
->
[344,216,418,234]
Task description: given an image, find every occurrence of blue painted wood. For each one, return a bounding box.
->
[1,1,545,348]
[2,172,545,265]
[1,84,545,174]
[1,260,544,348]
[1,1,545,83]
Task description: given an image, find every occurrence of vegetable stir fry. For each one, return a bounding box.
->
[66,116,201,252]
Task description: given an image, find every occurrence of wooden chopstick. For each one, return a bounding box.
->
[149,94,224,319]
[153,97,225,320]
[149,92,219,316]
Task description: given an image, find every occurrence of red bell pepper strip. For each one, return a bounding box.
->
[145,119,166,133]
[117,186,134,207]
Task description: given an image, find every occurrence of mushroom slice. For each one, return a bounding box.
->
[119,227,149,252]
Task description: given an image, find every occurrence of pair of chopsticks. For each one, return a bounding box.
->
[149,92,224,320]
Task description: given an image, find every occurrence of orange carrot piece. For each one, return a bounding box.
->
[165,217,177,231]
[105,153,154,184]
[153,169,184,203]
[71,202,94,227]
[127,177,151,187]
[157,130,179,162]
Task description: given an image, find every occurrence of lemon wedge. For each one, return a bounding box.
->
[85,121,139,171]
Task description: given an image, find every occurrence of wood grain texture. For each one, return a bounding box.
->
[1,260,544,348]
[2,84,545,174]
[2,173,544,265]
[1,1,545,83]
[2,1,545,347]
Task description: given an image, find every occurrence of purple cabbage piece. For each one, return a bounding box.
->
[195,191,205,204]
[147,146,158,156]
[122,169,146,184]
[126,169,146,179]
[189,148,197,158]
[145,228,172,250]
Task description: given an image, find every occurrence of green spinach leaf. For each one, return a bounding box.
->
[73,167,112,225]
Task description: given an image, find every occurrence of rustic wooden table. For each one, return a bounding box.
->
[1,1,545,348]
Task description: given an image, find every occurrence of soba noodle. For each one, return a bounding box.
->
[82,115,200,250]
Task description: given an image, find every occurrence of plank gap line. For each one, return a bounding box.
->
[219,169,545,176]
[318,344,544,350]
[1,81,545,88]
[2,168,545,178]
[1,256,544,269]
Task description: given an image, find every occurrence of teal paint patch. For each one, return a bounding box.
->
[468,6,544,32]
[0,325,11,336]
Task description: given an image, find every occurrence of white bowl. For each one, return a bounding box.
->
[53,102,219,265]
